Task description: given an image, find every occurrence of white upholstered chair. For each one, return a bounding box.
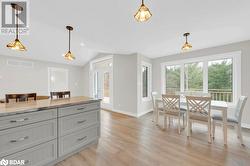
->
[162,94,185,134]
[212,96,248,146]
[186,96,212,143]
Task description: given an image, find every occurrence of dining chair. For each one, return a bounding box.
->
[50,91,71,99]
[212,96,248,146]
[5,93,37,103]
[162,94,185,134]
[186,96,212,143]
[151,91,164,122]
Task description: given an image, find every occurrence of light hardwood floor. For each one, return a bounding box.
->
[56,110,250,166]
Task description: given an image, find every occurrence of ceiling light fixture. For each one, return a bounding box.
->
[134,0,152,22]
[6,3,27,51]
[182,32,192,51]
[64,26,75,60]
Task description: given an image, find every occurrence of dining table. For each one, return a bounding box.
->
[155,98,228,145]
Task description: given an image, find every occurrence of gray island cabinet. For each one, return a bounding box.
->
[0,96,101,166]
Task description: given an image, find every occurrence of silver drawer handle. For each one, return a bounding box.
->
[77,120,86,124]
[77,136,87,141]
[10,136,29,143]
[10,117,29,123]
[77,107,86,110]
[24,160,30,164]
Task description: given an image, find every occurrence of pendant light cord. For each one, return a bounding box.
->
[142,0,144,5]
[15,8,18,40]
[68,29,71,51]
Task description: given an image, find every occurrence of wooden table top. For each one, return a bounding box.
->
[0,96,100,116]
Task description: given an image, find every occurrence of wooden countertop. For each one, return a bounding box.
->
[0,96,100,116]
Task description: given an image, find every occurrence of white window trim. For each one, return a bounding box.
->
[48,67,69,95]
[142,61,152,102]
[161,51,241,104]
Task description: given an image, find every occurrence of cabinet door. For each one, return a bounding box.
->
[4,140,57,166]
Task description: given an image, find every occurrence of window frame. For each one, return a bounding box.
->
[141,61,152,102]
[161,51,241,104]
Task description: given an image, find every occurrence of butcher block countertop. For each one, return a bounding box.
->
[0,96,100,116]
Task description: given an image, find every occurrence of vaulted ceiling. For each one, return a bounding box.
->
[0,0,249,66]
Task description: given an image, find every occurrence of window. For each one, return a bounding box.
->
[48,67,68,93]
[208,58,233,102]
[103,72,110,103]
[142,62,152,100]
[165,65,180,93]
[184,62,203,92]
[161,51,241,103]
[142,66,149,97]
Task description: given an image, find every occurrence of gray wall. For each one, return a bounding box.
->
[152,40,250,126]
[113,54,138,116]
[0,55,85,98]
[82,53,139,116]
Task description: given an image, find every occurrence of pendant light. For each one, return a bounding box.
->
[134,0,152,22]
[64,26,75,60]
[182,33,192,51]
[6,3,27,51]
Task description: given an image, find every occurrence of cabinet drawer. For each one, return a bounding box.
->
[58,102,100,117]
[4,140,57,166]
[0,109,57,131]
[59,125,99,157]
[59,110,99,136]
[0,119,57,157]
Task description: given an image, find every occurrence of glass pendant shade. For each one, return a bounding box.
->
[182,42,192,51]
[7,39,27,51]
[134,2,152,22]
[64,51,75,61]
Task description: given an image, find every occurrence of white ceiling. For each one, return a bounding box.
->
[0,0,250,66]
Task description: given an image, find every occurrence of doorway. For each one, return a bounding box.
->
[90,57,113,110]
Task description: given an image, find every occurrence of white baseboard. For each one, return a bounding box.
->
[241,123,250,129]
[137,109,153,117]
[108,109,153,118]
[111,109,137,117]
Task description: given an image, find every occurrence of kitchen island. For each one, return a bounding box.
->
[0,96,101,166]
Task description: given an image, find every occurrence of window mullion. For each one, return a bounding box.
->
[203,61,208,93]
[180,63,185,92]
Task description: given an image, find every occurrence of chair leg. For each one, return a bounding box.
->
[237,125,244,146]
[182,115,185,129]
[152,109,155,122]
[168,117,171,127]
[212,120,216,139]
[178,117,181,134]
[164,115,167,130]
[208,121,212,143]
[187,121,191,137]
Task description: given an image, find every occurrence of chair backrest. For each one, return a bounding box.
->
[234,96,248,123]
[5,93,37,103]
[186,96,211,116]
[151,91,158,109]
[50,91,71,99]
[162,94,180,113]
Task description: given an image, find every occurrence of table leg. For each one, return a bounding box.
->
[223,110,227,145]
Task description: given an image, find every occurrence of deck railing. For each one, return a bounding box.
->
[165,88,232,102]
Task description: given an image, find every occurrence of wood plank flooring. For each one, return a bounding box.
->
[56,110,250,166]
